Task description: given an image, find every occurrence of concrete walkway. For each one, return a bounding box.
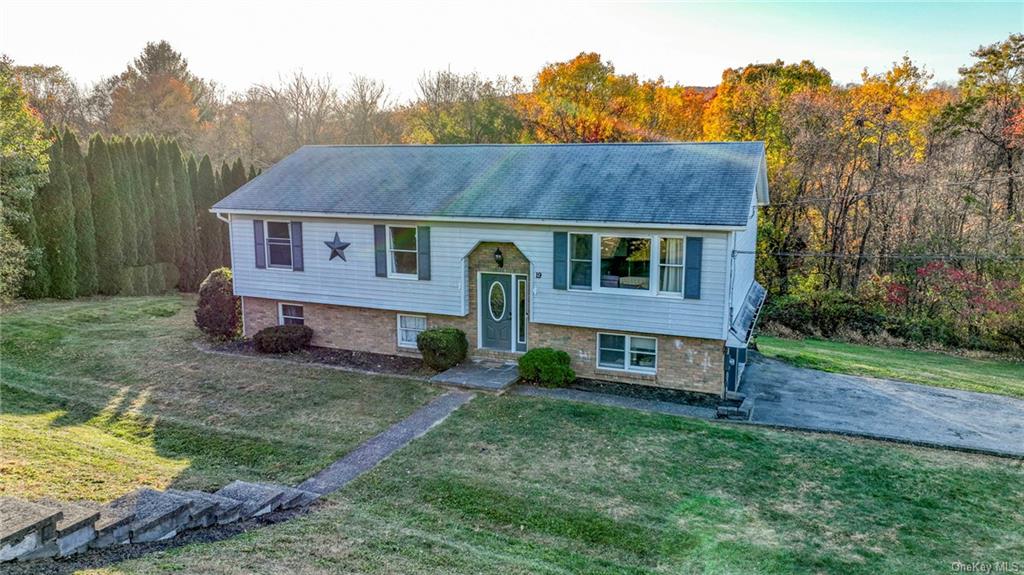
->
[512,385,716,419]
[430,360,519,392]
[299,391,475,494]
[740,354,1024,458]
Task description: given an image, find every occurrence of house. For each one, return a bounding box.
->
[211,143,769,396]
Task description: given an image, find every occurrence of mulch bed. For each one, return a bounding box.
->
[211,340,435,378]
[568,378,722,409]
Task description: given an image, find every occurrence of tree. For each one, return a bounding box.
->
[517,53,639,143]
[12,64,88,132]
[941,33,1024,215]
[35,132,77,298]
[409,70,522,143]
[340,75,396,144]
[62,130,98,296]
[170,141,199,289]
[154,139,182,273]
[87,135,123,295]
[253,72,342,150]
[195,155,223,274]
[1,56,50,301]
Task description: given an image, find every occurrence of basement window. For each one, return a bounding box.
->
[279,303,304,326]
[597,333,657,373]
[397,314,426,348]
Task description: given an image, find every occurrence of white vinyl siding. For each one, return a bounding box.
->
[231,217,730,340]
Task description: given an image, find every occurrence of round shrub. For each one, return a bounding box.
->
[416,327,468,370]
[254,324,313,353]
[518,347,575,387]
[194,267,241,339]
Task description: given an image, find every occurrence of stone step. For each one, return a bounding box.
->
[0,498,63,562]
[256,484,320,510]
[166,489,241,527]
[161,490,217,530]
[19,500,100,559]
[103,488,193,543]
[85,500,134,548]
[214,481,285,518]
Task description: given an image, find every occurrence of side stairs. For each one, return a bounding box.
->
[0,481,320,563]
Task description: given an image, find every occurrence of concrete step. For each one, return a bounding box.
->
[85,500,134,549]
[0,498,62,562]
[256,484,320,510]
[161,490,217,530]
[19,500,100,559]
[103,488,193,543]
[166,489,241,526]
[214,481,285,518]
[716,396,754,421]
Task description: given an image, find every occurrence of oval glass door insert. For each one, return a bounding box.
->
[489,281,506,321]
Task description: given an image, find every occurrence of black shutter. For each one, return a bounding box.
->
[374,225,387,277]
[553,232,567,290]
[417,226,430,280]
[254,220,266,269]
[290,221,303,271]
[684,237,703,299]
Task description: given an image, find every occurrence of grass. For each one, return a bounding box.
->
[99,395,1024,575]
[756,336,1024,400]
[0,295,438,501]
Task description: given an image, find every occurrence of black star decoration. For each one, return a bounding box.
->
[324,232,351,261]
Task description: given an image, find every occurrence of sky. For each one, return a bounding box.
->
[3,1,1021,101]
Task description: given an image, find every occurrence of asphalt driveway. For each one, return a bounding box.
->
[739,353,1024,458]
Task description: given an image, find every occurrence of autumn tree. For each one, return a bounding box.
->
[340,75,396,144]
[408,70,522,143]
[1,56,50,301]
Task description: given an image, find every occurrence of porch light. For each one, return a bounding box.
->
[494,248,504,268]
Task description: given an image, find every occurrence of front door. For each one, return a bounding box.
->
[481,273,513,351]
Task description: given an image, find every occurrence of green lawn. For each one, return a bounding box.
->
[0,295,438,501]
[100,395,1024,575]
[5,298,1023,574]
[756,336,1024,399]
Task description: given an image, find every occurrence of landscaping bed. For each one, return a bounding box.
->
[567,378,722,409]
[210,339,435,378]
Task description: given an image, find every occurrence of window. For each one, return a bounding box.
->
[266,222,293,268]
[569,233,593,290]
[388,226,418,278]
[397,314,426,348]
[659,238,685,293]
[597,333,657,373]
[279,303,304,325]
[600,236,650,290]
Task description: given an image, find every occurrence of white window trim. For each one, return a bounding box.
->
[396,313,427,349]
[564,233,693,298]
[568,232,593,291]
[386,225,418,280]
[277,302,304,325]
[656,235,687,295]
[265,220,294,270]
[595,332,658,374]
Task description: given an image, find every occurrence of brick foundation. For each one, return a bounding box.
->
[241,242,724,395]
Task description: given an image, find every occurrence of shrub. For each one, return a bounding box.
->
[253,324,313,353]
[761,290,884,338]
[518,347,575,387]
[194,267,241,339]
[416,327,468,370]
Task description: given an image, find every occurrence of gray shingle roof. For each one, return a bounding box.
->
[213,142,766,227]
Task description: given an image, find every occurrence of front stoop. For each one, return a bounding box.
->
[430,360,519,392]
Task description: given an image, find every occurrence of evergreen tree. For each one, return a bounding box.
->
[195,155,223,274]
[139,137,159,266]
[248,164,259,180]
[62,130,98,296]
[112,140,139,271]
[217,160,237,266]
[87,135,123,295]
[154,139,181,274]
[230,158,247,192]
[19,193,50,298]
[37,132,77,298]
[169,141,198,290]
